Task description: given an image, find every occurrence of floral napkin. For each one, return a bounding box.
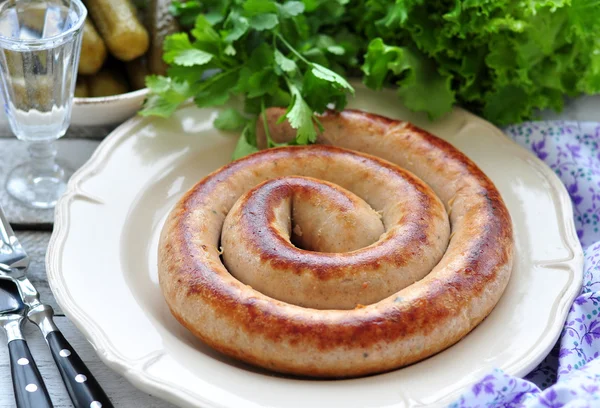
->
[450,122,600,407]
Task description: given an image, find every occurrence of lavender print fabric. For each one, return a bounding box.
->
[449,122,600,407]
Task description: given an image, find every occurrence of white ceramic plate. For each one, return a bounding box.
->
[47,85,583,408]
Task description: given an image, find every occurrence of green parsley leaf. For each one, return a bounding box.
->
[301,0,319,12]
[302,68,347,112]
[311,63,354,93]
[278,1,305,18]
[326,45,345,55]
[165,65,206,84]
[173,49,213,66]
[247,71,279,98]
[205,10,225,25]
[232,122,259,160]
[249,13,279,30]
[235,43,278,98]
[225,13,249,42]
[244,88,291,115]
[145,75,171,94]
[274,50,297,72]
[302,48,328,67]
[194,70,240,108]
[191,15,221,54]
[243,0,278,15]
[140,94,180,118]
[215,109,249,131]
[168,0,202,28]
[224,44,236,55]
[140,76,192,117]
[286,85,317,144]
[162,33,194,64]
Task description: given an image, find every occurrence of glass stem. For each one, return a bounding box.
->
[28,140,57,175]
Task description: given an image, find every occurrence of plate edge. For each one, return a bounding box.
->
[45,103,585,408]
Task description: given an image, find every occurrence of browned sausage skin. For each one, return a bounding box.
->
[158,109,514,378]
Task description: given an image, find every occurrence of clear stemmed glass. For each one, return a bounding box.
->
[0,0,86,209]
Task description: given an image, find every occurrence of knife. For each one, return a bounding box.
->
[0,205,114,408]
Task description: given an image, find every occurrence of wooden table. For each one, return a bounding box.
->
[0,95,597,407]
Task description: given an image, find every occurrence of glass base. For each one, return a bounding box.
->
[6,159,73,209]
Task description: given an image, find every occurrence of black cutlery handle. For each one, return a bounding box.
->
[46,330,113,408]
[8,339,53,408]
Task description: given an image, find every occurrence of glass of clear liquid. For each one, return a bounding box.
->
[0,0,86,209]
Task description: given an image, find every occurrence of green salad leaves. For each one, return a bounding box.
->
[141,0,600,157]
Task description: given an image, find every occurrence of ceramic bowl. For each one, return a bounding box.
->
[71,88,149,127]
[0,88,149,130]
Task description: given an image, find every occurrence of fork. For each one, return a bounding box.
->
[0,205,114,408]
[0,278,53,407]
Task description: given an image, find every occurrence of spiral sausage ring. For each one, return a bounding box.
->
[158,109,514,378]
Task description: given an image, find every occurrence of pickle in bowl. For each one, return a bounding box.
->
[78,19,107,75]
[85,0,150,62]
[126,56,150,91]
[88,68,129,97]
[75,0,178,100]
[74,77,90,97]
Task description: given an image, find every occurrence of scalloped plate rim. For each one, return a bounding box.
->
[46,94,584,408]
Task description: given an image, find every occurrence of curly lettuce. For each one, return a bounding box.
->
[361,0,600,124]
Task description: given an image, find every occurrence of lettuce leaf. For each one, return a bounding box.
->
[361,0,600,125]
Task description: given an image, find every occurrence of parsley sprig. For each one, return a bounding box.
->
[141,0,356,159]
[143,0,600,145]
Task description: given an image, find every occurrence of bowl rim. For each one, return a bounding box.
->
[73,87,149,105]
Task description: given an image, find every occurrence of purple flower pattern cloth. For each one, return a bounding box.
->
[449,122,600,407]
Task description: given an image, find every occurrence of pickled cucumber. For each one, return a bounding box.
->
[86,0,150,62]
[126,56,149,90]
[78,19,107,75]
[75,77,90,97]
[88,68,129,97]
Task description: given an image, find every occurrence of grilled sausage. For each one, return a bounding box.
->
[158,109,514,378]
